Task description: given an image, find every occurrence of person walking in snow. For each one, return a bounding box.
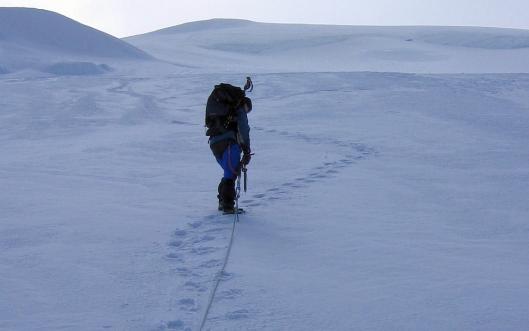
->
[205,79,253,213]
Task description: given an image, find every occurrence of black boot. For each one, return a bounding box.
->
[217,181,223,211]
[218,178,236,212]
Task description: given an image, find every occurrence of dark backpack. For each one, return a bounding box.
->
[205,83,246,137]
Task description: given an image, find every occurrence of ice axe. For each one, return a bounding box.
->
[242,165,248,193]
[242,76,253,193]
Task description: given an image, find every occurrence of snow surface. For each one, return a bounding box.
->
[2,15,529,331]
[43,62,112,76]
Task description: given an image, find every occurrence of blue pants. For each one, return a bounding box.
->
[216,143,241,180]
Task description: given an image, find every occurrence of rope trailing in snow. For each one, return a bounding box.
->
[199,173,242,331]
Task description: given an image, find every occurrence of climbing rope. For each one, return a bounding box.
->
[199,172,242,330]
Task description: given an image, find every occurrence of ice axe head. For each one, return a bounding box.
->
[243,77,253,93]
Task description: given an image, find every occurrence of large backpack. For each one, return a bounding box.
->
[205,83,246,137]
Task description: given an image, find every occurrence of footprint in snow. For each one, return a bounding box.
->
[178,298,198,312]
[165,253,182,260]
[175,267,192,277]
[184,281,207,292]
[199,259,222,268]
[168,240,183,248]
[173,229,187,237]
[220,271,235,281]
[188,221,203,229]
[166,320,186,330]
[218,288,243,300]
[295,177,312,183]
[192,235,215,244]
[226,309,249,320]
[191,246,216,255]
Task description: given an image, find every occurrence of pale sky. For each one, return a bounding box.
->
[1,0,529,37]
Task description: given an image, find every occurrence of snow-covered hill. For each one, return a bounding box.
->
[0,8,152,74]
[126,19,529,73]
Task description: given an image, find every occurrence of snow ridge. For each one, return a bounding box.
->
[0,7,151,59]
[126,19,529,73]
[0,7,153,74]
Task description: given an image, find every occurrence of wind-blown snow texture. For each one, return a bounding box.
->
[1,15,529,331]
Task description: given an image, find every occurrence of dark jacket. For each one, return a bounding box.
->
[209,107,250,159]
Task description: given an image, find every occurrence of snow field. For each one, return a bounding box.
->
[2,71,529,330]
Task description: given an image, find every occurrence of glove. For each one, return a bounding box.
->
[241,146,251,165]
[241,153,251,166]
